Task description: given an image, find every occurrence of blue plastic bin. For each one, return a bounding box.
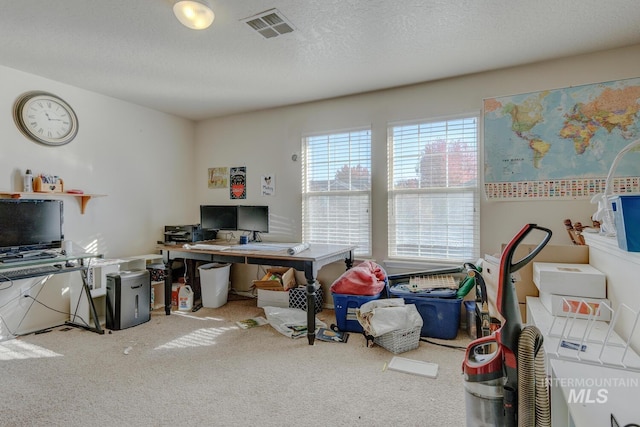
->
[332,292,382,333]
[400,296,462,339]
[612,195,640,252]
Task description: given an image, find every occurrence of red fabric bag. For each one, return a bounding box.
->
[329,260,387,296]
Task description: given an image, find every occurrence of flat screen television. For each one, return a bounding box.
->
[237,205,269,240]
[0,199,64,254]
[200,205,238,231]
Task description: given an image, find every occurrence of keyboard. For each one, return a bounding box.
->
[0,252,58,263]
[0,265,62,281]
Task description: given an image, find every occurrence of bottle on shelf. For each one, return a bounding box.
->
[23,169,33,192]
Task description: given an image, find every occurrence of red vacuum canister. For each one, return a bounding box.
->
[463,333,507,427]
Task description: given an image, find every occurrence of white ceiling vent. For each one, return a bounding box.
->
[241,8,295,39]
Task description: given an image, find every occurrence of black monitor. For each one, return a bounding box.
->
[237,205,269,241]
[200,205,237,231]
[0,199,64,254]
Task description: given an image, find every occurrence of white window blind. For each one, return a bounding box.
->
[388,115,479,262]
[302,128,371,257]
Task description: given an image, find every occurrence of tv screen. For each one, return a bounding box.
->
[200,205,237,231]
[0,199,64,254]
[237,205,269,233]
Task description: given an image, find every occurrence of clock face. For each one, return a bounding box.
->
[14,91,78,146]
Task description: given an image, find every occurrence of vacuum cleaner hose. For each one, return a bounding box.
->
[517,325,551,427]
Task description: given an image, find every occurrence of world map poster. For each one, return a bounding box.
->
[483,78,640,199]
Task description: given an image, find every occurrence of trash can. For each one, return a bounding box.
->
[198,263,231,308]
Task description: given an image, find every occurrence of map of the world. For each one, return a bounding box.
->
[484,78,640,199]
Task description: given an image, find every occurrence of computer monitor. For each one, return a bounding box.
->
[237,205,269,241]
[0,199,64,254]
[199,205,237,231]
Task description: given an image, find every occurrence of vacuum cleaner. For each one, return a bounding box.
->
[462,224,552,427]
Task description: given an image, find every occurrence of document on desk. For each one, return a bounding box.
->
[227,243,290,252]
[184,244,231,251]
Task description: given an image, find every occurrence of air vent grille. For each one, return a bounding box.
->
[241,8,295,39]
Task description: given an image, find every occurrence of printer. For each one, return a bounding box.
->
[164,225,204,244]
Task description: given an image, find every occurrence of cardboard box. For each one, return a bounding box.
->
[533,262,606,298]
[252,267,296,291]
[482,244,589,321]
[257,289,289,308]
[539,291,611,321]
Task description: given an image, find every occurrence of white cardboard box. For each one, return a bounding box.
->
[539,291,611,321]
[532,262,606,298]
[257,289,289,308]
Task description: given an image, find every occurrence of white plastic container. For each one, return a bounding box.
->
[178,285,194,311]
[532,262,606,298]
[198,263,231,308]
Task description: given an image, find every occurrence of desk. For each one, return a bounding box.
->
[158,243,356,345]
[0,253,104,335]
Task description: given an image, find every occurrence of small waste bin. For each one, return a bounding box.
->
[198,263,231,308]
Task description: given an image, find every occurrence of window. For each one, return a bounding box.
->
[388,115,479,263]
[302,128,371,257]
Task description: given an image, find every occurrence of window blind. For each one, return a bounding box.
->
[302,128,371,257]
[387,115,479,262]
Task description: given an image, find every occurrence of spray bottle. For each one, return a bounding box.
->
[24,169,33,192]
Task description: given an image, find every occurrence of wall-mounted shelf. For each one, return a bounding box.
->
[0,191,106,214]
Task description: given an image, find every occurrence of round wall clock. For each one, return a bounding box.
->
[13,91,79,146]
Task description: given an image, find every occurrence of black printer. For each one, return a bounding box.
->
[164,225,204,244]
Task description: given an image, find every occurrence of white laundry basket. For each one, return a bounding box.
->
[198,263,231,308]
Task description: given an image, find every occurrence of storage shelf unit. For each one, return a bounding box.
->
[527,297,640,426]
[123,254,165,310]
[0,191,106,214]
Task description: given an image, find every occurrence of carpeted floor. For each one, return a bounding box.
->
[0,297,472,426]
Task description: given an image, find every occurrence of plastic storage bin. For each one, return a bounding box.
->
[332,292,382,333]
[612,195,640,252]
[400,296,462,339]
[198,263,231,308]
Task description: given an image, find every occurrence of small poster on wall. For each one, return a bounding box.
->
[261,174,275,196]
[230,166,246,199]
[208,167,228,189]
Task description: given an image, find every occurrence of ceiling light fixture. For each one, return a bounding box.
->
[173,0,215,30]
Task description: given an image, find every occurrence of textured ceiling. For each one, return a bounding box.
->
[1,0,639,121]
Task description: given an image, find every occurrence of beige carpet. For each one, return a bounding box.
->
[0,297,472,426]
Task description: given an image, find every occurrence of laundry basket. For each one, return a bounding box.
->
[374,325,421,354]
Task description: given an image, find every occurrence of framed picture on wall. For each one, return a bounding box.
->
[261,174,275,196]
[208,167,228,189]
[230,166,246,199]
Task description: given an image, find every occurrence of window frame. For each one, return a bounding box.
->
[301,127,372,257]
[387,113,480,263]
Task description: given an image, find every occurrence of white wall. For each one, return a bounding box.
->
[195,44,640,262]
[0,65,196,257]
[0,65,195,335]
